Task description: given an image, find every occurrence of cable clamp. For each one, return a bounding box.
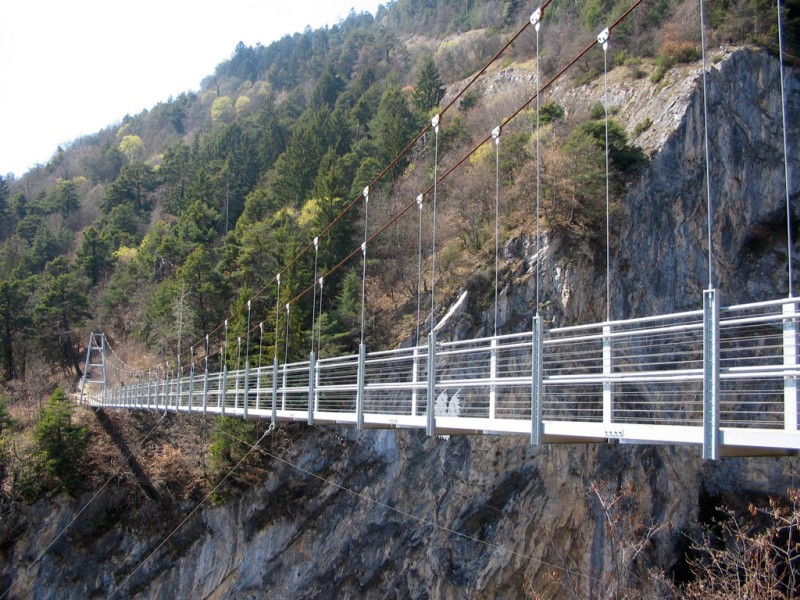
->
[416,194,424,208]
[431,113,440,133]
[597,28,609,51]
[492,126,501,144]
[530,7,542,30]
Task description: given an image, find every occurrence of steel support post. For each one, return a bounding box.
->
[703,288,720,460]
[202,368,209,414]
[220,365,227,416]
[272,356,279,423]
[356,344,365,430]
[427,333,437,436]
[784,302,798,430]
[243,361,250,420]
[603,324,613,425]
[489,337,497,419]
[531,316,543,445]
[411,346,419,417]
[281,363,288,411]
[188,366,194,413]
[308,350,315,425]
[255,367,262,411]
[177,372,183,412]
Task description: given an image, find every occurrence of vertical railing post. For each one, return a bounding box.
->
[531,315,543,445]
[221,365,228,417]
[314,357,320,414]
[202,366,209,415]
[356,344,365,430]
[308,350,316,425]
[255,366,262,412]
[489,337,497,419]
[411,346,419,417]
[784,301,798,430]
[427,332,437,436]
[177,370,183,412]
[243,359,250,420]
[703,288,720,460]
[272,355,279,423]
[603,324,613,426]
[188,365,194,414]
[281,363,287,411]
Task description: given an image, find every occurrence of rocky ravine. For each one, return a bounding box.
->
[3,48,799,599]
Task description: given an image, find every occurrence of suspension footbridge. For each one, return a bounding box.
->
[78,1,799,461]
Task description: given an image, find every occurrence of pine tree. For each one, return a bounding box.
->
[412,56,445,114]
[35,388,88,494]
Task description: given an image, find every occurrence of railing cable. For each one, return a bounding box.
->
[534,7,543,316]
[493,125,502,336]
[699,0,715,289]
[416,194,424,344]
[600,26,611,322]
[777,0,794,297]
[430,115,441,334]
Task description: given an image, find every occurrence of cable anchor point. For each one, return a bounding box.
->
[597,28,609,52]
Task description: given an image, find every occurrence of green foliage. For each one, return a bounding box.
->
[33,267,91,372]
[412,56,445,113]
[318,269,362,356]
[211,96,235,123]
[578,119,648,177]
[590,102,607,121]
[35,388,89,494]
[100,162,158,215]
[371,86,416,180]
[44,178,81,218]
[539,102,565,125]
[118,134,145,162]
[82,140,124,185]
[459,90,479,112]
[209,416,258,483]
[0,391,12,434]
[76,225,115,286]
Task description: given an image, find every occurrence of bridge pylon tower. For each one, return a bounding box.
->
[79,332,107,405]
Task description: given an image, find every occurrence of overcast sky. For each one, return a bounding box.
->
[0,0,384,179]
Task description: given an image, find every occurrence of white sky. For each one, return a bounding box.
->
[0,0,385,179]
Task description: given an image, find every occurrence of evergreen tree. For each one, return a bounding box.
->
[0,280,30,380]
[33,266,91,373]
[412,56,445,114]
[371,87,417,180]
[76,226,115,286]
[35,387,89,494]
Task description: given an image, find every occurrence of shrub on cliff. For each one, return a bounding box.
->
[34,388,89,495]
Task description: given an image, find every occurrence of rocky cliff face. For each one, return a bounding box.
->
[3,49,799,600]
